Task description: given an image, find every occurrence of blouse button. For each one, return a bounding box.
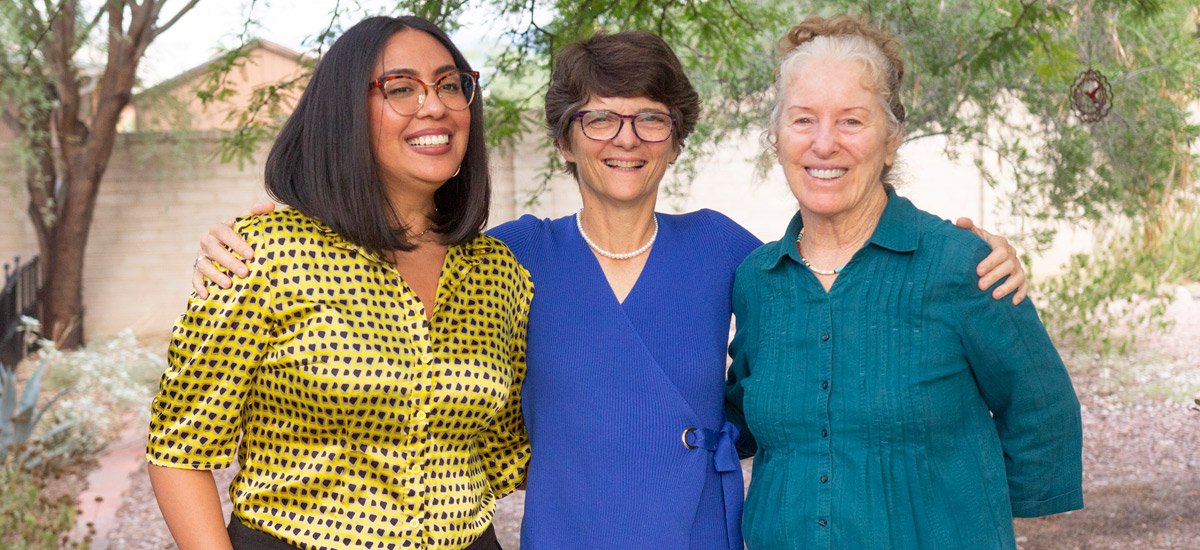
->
[818,518,828,527]
[414,410,427,420]
[820,474,829,483]
[821,380,829,390]
[821,428,828,438]
[421,353,434,364]
[409,518,420,528]
[821,333,830,342]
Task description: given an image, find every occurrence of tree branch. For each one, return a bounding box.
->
[151,0,201,40]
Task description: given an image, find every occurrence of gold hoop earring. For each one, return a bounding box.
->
[452,165,462,178]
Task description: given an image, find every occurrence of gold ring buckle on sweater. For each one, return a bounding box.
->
[682,427,697,450]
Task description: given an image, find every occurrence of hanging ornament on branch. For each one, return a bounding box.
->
[1070,68,1113,124]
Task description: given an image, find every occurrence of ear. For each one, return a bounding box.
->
[885,134,901,166]
[558,137,577,164]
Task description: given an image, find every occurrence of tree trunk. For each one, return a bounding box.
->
[39,239,86,349]
[6,0,200,349]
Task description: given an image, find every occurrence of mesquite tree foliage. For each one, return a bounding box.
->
[0,0,200,348]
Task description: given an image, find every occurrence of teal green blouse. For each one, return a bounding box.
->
[725,193,1083,550]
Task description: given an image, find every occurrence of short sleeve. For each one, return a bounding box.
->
[956,242,1083,517]
[146,216,275,470]
[478,265,534,497]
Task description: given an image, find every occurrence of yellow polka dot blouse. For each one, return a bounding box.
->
[147,209,532,550]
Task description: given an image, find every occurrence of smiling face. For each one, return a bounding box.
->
[368,30,470,201]
[775,57,898,220]
[560,95,679,207]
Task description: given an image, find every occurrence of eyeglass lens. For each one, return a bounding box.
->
[580,111,674,142]
[382,72,476,115]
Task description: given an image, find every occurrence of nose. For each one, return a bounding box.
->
[414,86,447,118]
[811,121,837,157]
[609,118,640,148]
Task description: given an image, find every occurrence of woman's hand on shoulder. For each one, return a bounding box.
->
[192,202,276,298]
[955,217,1029,305]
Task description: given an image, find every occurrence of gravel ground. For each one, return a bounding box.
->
[1011,293,1200,550]
[104,295,1200,549]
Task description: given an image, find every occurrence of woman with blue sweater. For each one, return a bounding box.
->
[192,30,1028,549]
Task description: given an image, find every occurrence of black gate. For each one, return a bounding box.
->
[0,256,41,369]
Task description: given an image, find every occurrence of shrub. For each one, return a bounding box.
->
[1039,210,1198,354]
[0,454,89,550]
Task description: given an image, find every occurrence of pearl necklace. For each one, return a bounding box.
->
[576,208,658,260]
[796,227,848,275]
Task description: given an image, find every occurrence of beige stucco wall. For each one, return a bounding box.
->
[1,134,276,340]
[0,125,1096,342]
[490,130,1097,274]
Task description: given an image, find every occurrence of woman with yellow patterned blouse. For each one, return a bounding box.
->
[146,16,531,550]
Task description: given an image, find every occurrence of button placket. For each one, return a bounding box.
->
[815,298,835,547]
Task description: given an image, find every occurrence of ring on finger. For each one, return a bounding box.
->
[194,254,208,270]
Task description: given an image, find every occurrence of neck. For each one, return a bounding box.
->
[384,187,437,239]
[799,187,889,262]
[577,196,658,253]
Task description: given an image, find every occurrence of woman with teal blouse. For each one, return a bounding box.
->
[725,16,1083,550]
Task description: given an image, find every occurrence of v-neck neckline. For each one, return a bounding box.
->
[573,213,661,307]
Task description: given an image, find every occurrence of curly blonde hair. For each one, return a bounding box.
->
[766,15,908,185]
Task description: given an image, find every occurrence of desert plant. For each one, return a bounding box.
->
[35,330,165,461]
[0,356,71,466]
[0,454,89,550]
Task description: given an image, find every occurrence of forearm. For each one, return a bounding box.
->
[148,464,234,550]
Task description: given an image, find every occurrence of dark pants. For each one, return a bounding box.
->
[227,515,501,550]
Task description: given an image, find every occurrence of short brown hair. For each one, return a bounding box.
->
[544,31,701,179]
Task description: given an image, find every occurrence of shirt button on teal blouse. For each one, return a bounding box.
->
[725,193,1083,550]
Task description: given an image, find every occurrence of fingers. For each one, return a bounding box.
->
[976,246,1010,290]
[195,247,234,289]
[954,217,976,231]
[977,244,1030,304]
[205,222,255,264]
[191,256,210,299]
[988,256,1027,301]
[975,229,1006,276]
[1011,279,1029,306]
[242,202,275,217]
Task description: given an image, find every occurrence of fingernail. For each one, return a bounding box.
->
[238,269,248,277]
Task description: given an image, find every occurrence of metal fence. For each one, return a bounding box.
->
[0,256,41,370]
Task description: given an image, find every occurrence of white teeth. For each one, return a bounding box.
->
[407,134,450,147]
[807,168,847,179]
[605,160,646,169]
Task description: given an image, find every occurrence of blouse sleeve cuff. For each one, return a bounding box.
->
[145,451,234,472]
[1011,489,1083,518]
[487,461,528,499]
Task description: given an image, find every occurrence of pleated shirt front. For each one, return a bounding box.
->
[725,193,1083,550]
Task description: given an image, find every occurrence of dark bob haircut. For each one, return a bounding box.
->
[544,31,701,180]
[265,15,489,253]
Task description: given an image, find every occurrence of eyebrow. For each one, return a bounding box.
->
[787,105,872,114]
[378,64,460,79]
